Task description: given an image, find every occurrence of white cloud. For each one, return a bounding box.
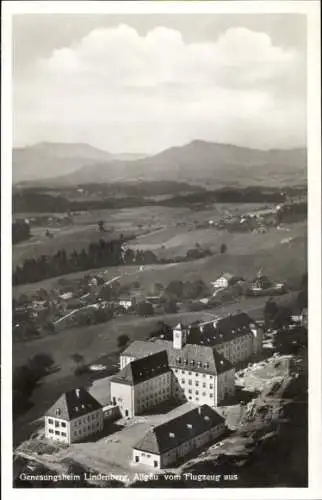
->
[14,24,306,153]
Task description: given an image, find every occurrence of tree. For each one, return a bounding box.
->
[149,321,172,339]
[264,299,279,329]
[164,280,184,300]
[220,243,227,254]
[28,353,55,375]
[98,220,105,232]
[43,321,56,334]
[164,299,178,314]
[117,334,130,348]
[137,301,154,317]
[70,353,85,369]
[273,306,292,330]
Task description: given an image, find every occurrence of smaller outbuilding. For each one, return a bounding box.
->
[132,404,225,469]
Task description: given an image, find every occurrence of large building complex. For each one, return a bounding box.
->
[132,404,225,469]
[44,388,104,444]
[113,313,263,417]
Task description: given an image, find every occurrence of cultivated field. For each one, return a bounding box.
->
[14,222,306,299]
[13,203,271,266]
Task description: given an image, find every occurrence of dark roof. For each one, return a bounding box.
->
[133,404,225,455]
[110,350,170,386]
[121,340,166,358]
[121,339,232,375]
[45,387,102,421]
[199,312,258,345]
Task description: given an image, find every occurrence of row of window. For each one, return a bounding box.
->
[48,418,66,428]
[174,370,213,379]
[136,377,170,393]
[48,429,67,437]
[186,389,214,398]
[180,380,213,389]
[137,388,169,404]
[137,393,168,409]
[175,387,214,399]
[74,413,99,426]
[73,421,100,436]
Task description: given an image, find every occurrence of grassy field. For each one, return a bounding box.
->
[13,203,269,266]
[14,226,307,299]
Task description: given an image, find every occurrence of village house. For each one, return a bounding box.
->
[44,387,103,444]
[132,404,225,469]
[211,273,243,289]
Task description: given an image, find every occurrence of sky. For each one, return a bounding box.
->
[13,14,307,154]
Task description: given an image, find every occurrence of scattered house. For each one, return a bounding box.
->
[59,292,73,301]
[145,295,163,305]
[132,404,225,469]
[250,276,272,292]
[44,387,104,444]
[118,297,136,311]
[110,351,172,418]
[292,308,308,328]
[211,273,243,289]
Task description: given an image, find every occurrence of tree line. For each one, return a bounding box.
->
[13,238,157,285]
[13,353,55,418]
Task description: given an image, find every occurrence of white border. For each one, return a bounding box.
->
[1,2,321,500]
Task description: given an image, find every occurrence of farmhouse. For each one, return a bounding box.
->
[132,404,225,469]
[211,273,242,289]
[110,350,172,418]
[44,387,103,444]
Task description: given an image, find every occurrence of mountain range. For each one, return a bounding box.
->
[13,140,307,187]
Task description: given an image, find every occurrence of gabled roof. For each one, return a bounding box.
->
[219,273,235,281]
[121,340,166,358]
[45,387,102,421]
[110,350,170,386]
[174,322,187,330]
[133,404,225,455]
[121,339,233,375]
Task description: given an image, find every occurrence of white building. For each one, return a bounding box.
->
[120,323,236,409]
[211,273,241,289]
[110,350,172,418]
[132,404,225,469]
[44,387,104,444]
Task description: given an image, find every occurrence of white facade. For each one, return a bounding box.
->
[132,421,225,469]
[111,370,172,418]
[171,367,235,406]
[173,324,188,350]
[213,276,230,288]
[120,355,135,370]
[45,408,103,444]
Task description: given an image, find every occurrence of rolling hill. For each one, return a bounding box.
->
[12,143,147,184]
[13,140,307,187]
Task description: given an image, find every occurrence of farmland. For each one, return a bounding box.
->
[13,204,269,266]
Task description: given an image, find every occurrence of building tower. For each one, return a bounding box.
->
[173,323,188,349]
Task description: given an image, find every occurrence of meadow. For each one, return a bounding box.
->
[13,203,269,266]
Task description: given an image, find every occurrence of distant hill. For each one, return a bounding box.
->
[12,142,147,184]
[13,140,307,187]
